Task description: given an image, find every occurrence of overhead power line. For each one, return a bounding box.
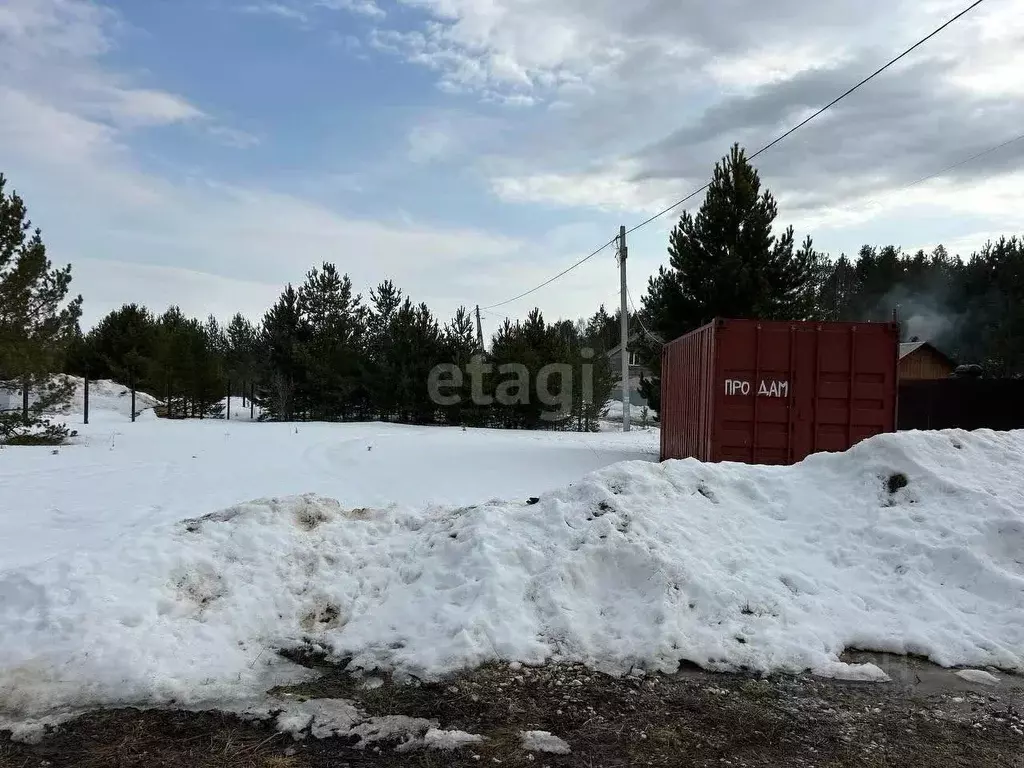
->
[480,234,618,310]
[624,0,986,237]
[477,0,986,310]
[901,131,1024,192]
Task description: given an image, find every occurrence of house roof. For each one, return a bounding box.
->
[899,341,927,359]
[899,341,956,366]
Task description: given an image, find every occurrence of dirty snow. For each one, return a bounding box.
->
[956,669,1002,686]
[422,728,485,750]
[521,730,572,754]
[1,408,1022,732]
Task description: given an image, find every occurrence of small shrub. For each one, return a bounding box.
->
[0,411,72,446]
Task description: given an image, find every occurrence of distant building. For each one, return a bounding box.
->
[898,341,956,381]
[606,331,663,408]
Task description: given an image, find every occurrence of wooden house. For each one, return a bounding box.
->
[898,341,956,381]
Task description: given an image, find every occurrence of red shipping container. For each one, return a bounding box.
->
[660,318,899,465]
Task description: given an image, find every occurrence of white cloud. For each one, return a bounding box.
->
[705,43,851,91]
[491,161,681,215]
[370,1,630,101]
[239,3,310,23]
[388,0,1024,272]
[0,0,111,59]
[0,0,259,157]
[96,86,206,127]
[316,0,385,19]
[238,0,386,26]
[785,170,1024,235]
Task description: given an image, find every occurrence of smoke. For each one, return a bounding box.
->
[875,284,965,353]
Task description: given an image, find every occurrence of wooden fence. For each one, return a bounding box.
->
[898,379,1024,432]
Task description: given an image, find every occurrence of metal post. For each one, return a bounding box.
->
[619,225,631,432]
[475,305,485,351]
[83,372,89,425]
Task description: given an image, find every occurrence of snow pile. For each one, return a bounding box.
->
[1,429,1023,727]
[602,399,657,423]
[245,696,484,751]
[1,376,162,419]
[263,697,435,745]
[521,730,572,754]
[61,377,162,418]
[421,728,485,750]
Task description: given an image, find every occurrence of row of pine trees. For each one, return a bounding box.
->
[4,143,1024,441]
[63,266,620,431]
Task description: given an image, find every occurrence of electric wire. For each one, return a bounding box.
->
[476,0,987,310]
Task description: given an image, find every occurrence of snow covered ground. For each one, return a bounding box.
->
[218,395,265,421]
[1,394,1022,734]
[0,404,655,570]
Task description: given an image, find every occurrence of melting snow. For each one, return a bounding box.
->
[521,730,572,754]
[955,669,1001,686]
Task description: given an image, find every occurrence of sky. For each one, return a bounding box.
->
[1,0,1022,331]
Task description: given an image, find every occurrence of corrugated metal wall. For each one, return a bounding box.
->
[661,319,898,465]
[660,322,716,462]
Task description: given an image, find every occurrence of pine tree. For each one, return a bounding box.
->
[192,315,226,417]
[84,304,158,385]
[639,145,817,408]
[149,307,190,417]
[440,306,480,426]
[364,281,404,420]
[297,263,366,421]
[0,174,82,443]
[816,254,858,321]
[260,285,305,420]
[645,144,817,336]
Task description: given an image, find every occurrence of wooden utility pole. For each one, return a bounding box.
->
[475,305,485,351]
[618,225,631,432]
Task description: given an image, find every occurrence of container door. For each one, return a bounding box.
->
[715,321,799,465]
[792,324,898,461]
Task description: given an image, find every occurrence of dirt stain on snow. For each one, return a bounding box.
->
[300,602,344,632]
[172,566,226,611]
